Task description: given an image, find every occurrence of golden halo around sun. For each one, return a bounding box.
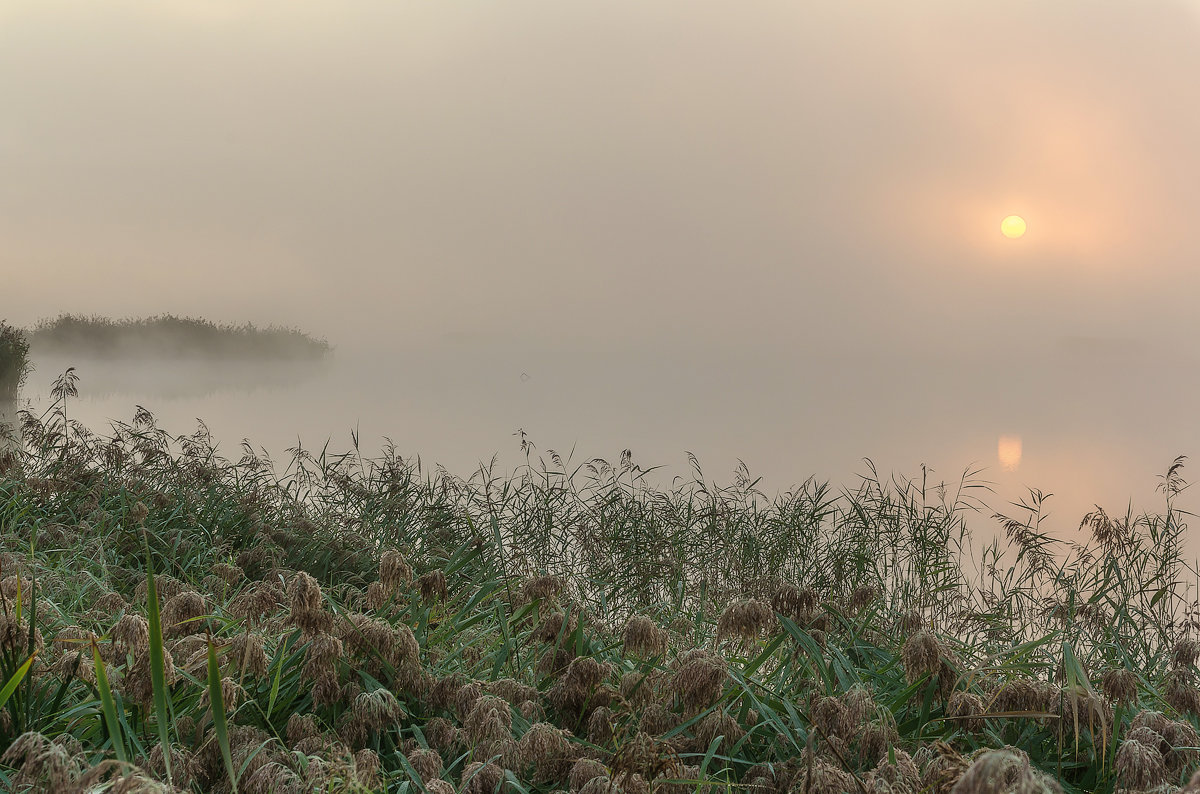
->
[1000,215,1027,239]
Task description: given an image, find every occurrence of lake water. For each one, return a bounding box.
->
[12,340,1200,558]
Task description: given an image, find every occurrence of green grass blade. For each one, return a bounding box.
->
[208,639,238,793]
[91,639,127,765]
[0,652,36,711]
[144,543,174,784]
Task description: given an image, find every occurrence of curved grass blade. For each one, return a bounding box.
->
[144,540,174,784]
[0,652,36,711]
[207,638,238,793]
[91,639,127,765]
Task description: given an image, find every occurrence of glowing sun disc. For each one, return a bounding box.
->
[1001,215,1027,239]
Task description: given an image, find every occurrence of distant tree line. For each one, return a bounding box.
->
[27,314,332,361]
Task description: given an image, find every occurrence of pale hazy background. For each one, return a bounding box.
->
[4,1,1200,531]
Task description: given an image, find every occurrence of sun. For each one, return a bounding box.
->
[1000,215,1027,239]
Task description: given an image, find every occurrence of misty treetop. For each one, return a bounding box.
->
[27,314,331,361]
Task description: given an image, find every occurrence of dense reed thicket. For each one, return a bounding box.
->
[0,372,1198,792]
[28,315,331,360]
[0,320,31,403]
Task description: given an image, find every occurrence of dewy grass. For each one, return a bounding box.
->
[2,373,1200,790]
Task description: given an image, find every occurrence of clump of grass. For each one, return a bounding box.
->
[0,321,31,403]
[0,372,1199,791]
[27,313,331,360]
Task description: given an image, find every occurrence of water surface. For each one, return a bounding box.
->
[17,339,1200,557]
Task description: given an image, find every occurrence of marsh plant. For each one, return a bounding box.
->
[0,321,31,403]
[0,370,1199,792]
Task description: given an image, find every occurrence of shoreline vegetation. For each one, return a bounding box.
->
[25,314,332,361]
[0,371,1199,791]
[0,321,31,403]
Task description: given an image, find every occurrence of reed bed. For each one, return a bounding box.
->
[0,320,31,403]
[0,371,1197,792]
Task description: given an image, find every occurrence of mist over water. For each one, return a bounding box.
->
[5,1,1200,549]
[20,333,1200,551]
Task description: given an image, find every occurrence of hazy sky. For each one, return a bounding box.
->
[4,1,1199,357]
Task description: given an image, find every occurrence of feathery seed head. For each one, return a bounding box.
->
[623,615,668,659]
[520,699,545,722]
[312,670,343,708]
[534,611,576,644]
[363,580,391,611]
[288,572,333,636]
[124,642,177,710]
[901,631,941,685]
[770,585,807,622]
[859,719,900,766]
[1163,718,1200,776]
[669,649,728,713]
[1164,669,1200,715]
[418,569,449,602]
[716,599,775,645]
[693,709,743,754]
[1131,709,1171,735]
[994,679,1054,715]
[519,722,577,782]
[586,706,615,747]
[455,681,485,720]
[424,717,461,753]
[430,673,467,710]
[231,632,270,678]
[638,703,680,737]
[465,695,514,746]
[1,731,84,791]
[620,671,657,707]
[353,688,405,731]
[810,696,852,740]
[1115,738,1168,790]
[1101,667,1139,707]
[570,758,609,792]
[521,575,565,604]
[462,761,505,794]
[286,713,319,747]
[564,657,608,691]
[111,613,150,659]
[869,750,920,791]
[789,756,855,794]
[161,590,207,637]
[244,762,304,794]
[407,748,444,784]
[353,748,383,790]
[379,550,413,592]
[211,563,244,587]
[841,683,877,727]
[199,675,245,715]
[949,747,1063,794]
[1174,638,1200,669]
[229,581,284,624]
[947,691,986,733]
[302,632,343,680]
[486,678,539,706]
[848,585,880,614]
[898,610,923,634]
[93,591,129,617]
